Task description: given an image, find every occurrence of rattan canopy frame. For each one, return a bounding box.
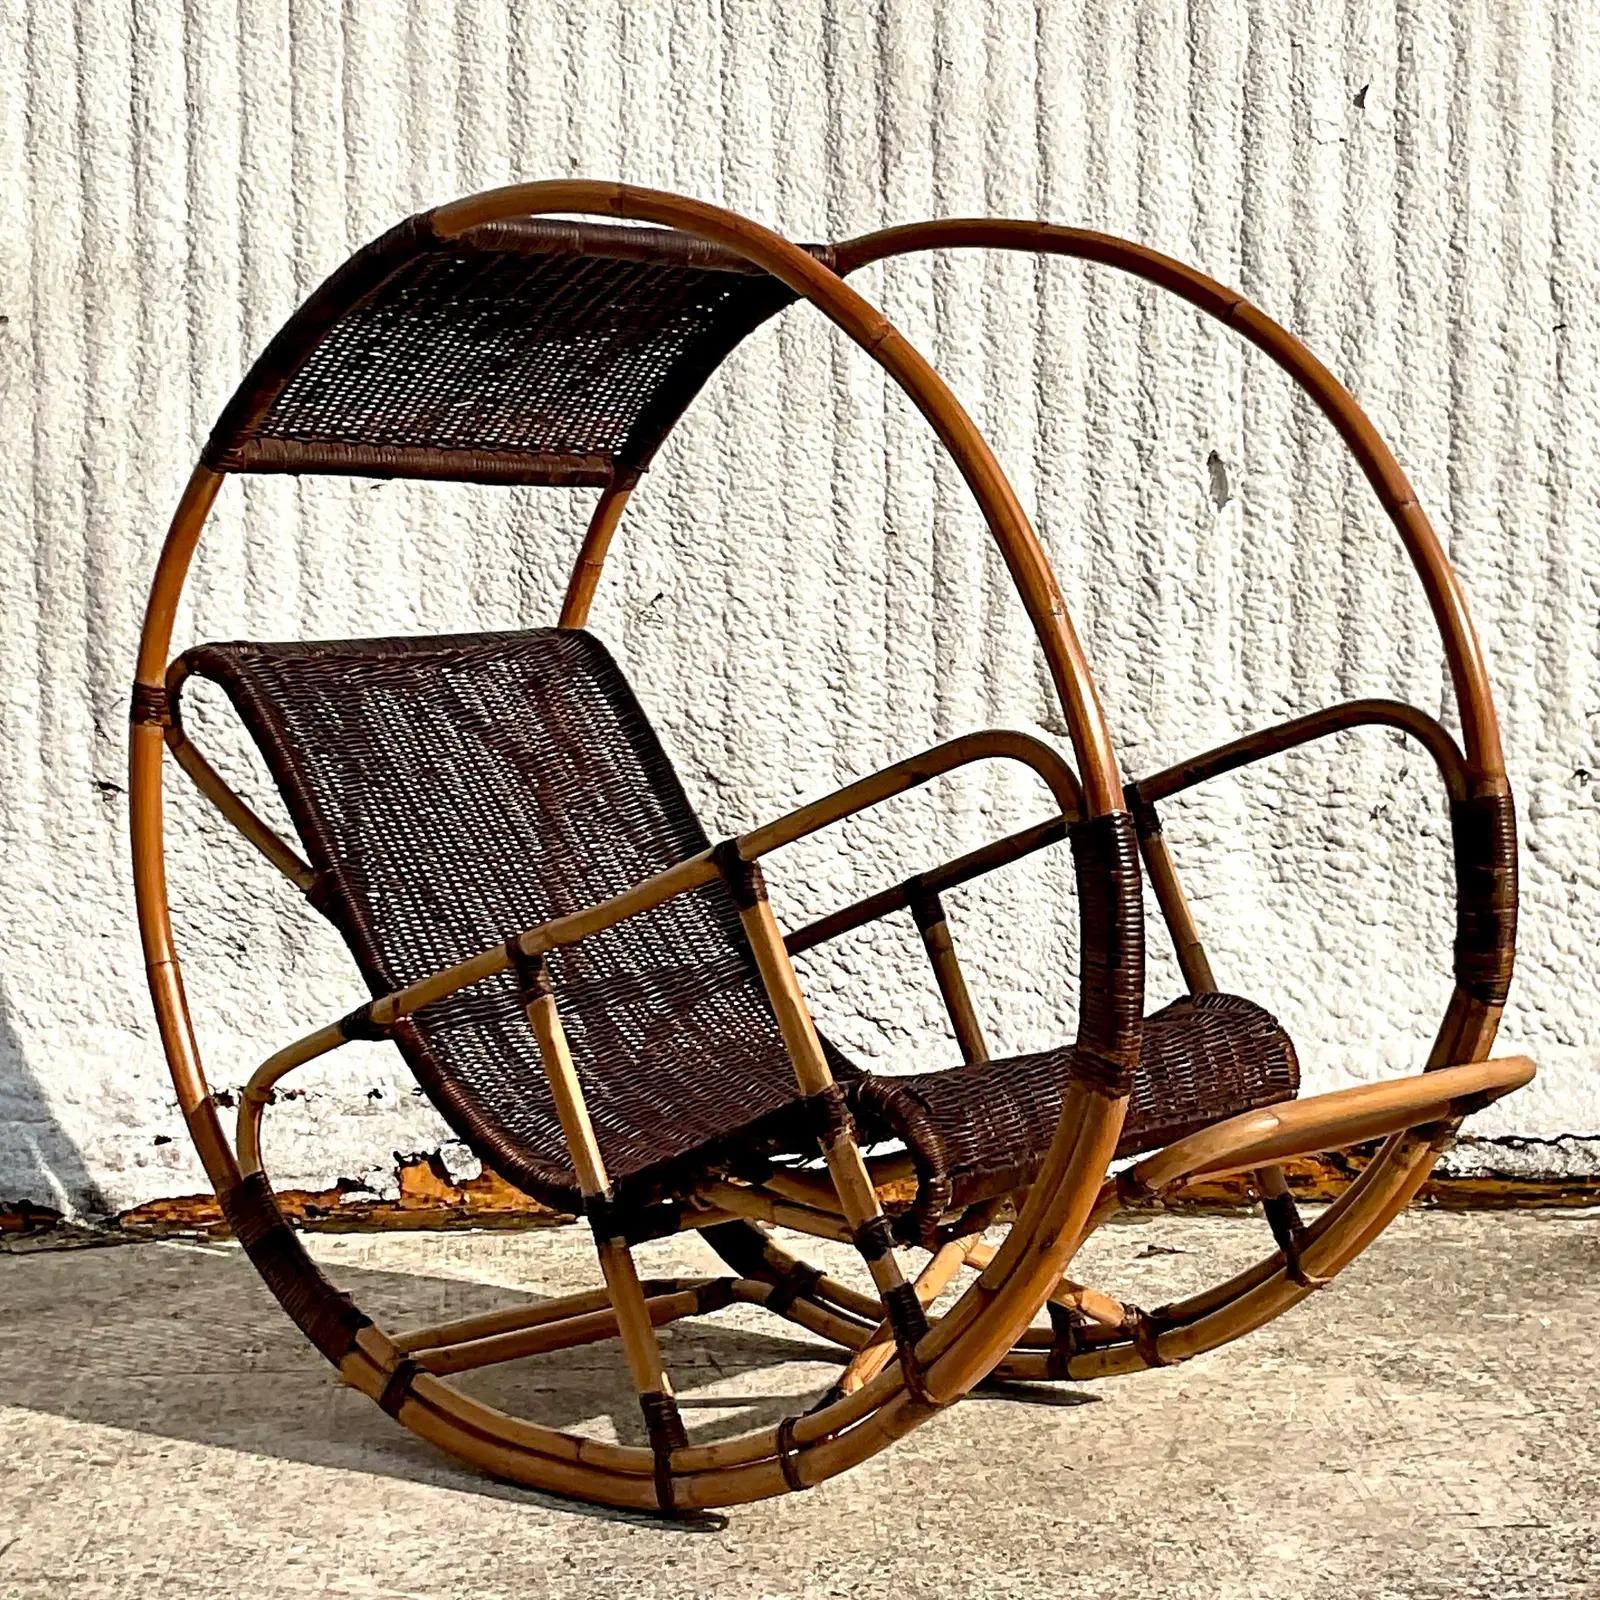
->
[130,180,1531,1512]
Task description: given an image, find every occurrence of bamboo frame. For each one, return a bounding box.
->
[410,1283,716,1375]
[133,182,1140,1512]
[514,946,689,1465]
[785,814,1070,957]
[559,471,639,628]
[909,887,990,1064]
[130,183,1527,1513]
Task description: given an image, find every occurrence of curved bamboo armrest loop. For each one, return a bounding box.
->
[1123,696,1515,1029]
[735,728,1082,857]
[1127,698,1471,812]
[263,729,1081,1038]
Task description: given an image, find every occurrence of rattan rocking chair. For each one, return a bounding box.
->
[131,181,1534,1513]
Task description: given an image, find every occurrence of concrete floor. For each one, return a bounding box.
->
[1,1210,1595,1599]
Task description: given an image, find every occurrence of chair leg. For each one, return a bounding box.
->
[516,951,690,1511]
[726,853,940,1403]
[836,1235,969,1394]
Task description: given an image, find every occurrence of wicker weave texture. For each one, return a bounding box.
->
[181,628,860,1216]
[855,991,1299,1244]
[181,627,1299,1233]
[204,217,807,485]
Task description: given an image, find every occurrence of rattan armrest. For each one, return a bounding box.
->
[1123,697,1515,1012]
[784,815,1070,956]
[1127,698,1470,810]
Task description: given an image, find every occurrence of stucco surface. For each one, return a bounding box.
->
[2,1212,1597,1595]
[0,1,1596,1213]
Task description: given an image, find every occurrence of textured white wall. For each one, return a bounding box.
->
[2,0,1595,1216]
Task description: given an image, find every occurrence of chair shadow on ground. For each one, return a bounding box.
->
[0,1232,1096,1525]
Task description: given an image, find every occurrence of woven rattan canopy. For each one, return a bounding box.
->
[204,214,829,487]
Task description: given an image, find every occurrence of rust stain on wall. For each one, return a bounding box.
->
[6,1147,1598,1241]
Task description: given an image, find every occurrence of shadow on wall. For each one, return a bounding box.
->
[0,974,109,1218]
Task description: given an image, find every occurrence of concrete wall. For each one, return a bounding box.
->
[2,0,1595,1216]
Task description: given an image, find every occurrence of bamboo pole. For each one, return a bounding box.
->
[725,851,923,1319]
[395,1284,649,1353]
[413,1284,714,1375]
[516,953,687,1485]
[785,815,1070,957]
[559,472,639,627]
[1133,806,1217,994]
[838,1234,970,1394]
[694,1180,857,1244]
[698,1224,887,1324]
[961,1243,1127,1332]
[909,887,989,1064]
[162,694,317,891]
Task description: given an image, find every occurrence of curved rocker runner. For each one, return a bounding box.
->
[130,180,1533,1512]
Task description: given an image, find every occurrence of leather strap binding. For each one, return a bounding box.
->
[774,1414,808,1492]
[378,1357,419,1418]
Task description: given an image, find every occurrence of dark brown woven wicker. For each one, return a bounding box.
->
[204,217,820,486]
[178,628,863,1220]
[857,991,1298,1246]
[177,626,1295,1237]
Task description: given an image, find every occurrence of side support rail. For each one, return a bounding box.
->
[1127,698,1471,811]
[1122,696,1516,1024]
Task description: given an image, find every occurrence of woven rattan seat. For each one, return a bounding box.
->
[179,626,1296,1237]
[855,992,1298,1243]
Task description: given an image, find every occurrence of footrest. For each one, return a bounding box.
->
[1114,1054,1536,1202]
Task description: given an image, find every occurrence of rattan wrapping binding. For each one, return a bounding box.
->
[1451,790,1518,1007]
[220,1172,370,1364]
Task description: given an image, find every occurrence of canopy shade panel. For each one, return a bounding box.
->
[204,213,826,487]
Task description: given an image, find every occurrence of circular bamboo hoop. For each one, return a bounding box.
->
[652,220,1515,1387]
[131,182,1142,1510]
[823,218,1513,1373]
